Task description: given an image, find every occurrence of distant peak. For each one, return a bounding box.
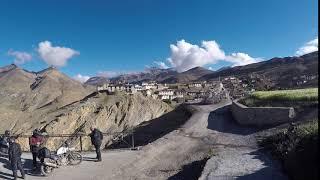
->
[47,66,57,70]
[185,66,211,72]
[0,64,18,73]
[190,66,203,70]
[10,63,18,68]
[216,66,231,72]
[36,66,59,74]
[7,64,18,69]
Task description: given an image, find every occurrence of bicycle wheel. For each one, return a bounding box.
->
[67,152,83,165]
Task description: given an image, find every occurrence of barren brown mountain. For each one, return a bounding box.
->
[0,65,173,151]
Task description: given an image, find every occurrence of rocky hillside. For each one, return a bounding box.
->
[0,65,93,111]
[0,65,173,150]
[15,92,172,151]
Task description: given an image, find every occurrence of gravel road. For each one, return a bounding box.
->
[0,100,287,180]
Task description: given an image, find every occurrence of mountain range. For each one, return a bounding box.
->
[85,51,318,89]
[0,51,318,150]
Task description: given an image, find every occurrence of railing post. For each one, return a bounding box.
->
[131,131,135,149]
[80,136,83,152]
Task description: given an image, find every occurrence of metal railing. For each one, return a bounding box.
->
[0,129,135,152]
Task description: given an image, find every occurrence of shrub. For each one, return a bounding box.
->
[259,120,318,180]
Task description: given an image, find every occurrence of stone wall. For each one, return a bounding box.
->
[231,100,295,127]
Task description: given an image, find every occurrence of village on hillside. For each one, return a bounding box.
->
[94,70,319,104]
[94,76,261,104]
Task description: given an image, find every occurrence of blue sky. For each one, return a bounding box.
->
[0,0,318,81]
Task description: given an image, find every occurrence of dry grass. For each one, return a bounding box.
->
[251,88,318,102]
[240,88,318,107]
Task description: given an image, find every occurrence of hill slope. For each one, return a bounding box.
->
[200,51,318,89]
[163,66,213,83]
[0,65,174,151]
[84,76,110,86]
[90,66,213,84]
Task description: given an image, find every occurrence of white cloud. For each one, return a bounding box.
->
[154,61,169,69]
[295,37,318,56]
[208,67,214,70]
[225,52,262,67]
[167,39,225,72]
[167,39,260,72]
[73,74,90,83]
[7,50,32,65]
[37,41,79,67]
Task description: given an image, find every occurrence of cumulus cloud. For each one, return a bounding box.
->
[295,37,318,56]
[154,61,169,69]
[167,39,260,72]
[37,41,79,67]
[7,50,32,65]
[167,39,225,72]
[73,74,90,83]
[225,52,262,67]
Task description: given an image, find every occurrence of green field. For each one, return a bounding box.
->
[251,88,318,102]
[240,88,318,107]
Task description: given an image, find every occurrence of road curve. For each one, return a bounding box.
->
[0,100,287,180]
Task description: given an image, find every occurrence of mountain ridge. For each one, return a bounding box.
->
[84,51,318,87]
[199,51,318,89]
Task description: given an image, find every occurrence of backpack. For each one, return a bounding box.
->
[93,130,103,140]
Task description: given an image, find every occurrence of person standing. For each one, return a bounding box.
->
[8,137,25,180]
[29,129,44,170]
[0,130,11,155]
[89,127,103,162]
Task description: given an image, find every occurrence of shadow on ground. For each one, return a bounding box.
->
[168,157,209,180]
[235,149,287,180]
[0,153,12,179]
[107,104,192,149]
[0,152,44,179]
[82,156,97,162]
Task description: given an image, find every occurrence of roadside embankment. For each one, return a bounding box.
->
[259,120,318,180]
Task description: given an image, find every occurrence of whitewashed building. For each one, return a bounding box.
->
[158,89,174,96]
[188,82,202,88]
[97,83,109,91]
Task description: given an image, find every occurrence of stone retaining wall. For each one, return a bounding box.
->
[231,100,295,127]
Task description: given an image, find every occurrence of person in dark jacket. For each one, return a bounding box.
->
[89,127,103,162]
[29,129,45,170]
[0,130,11,155]
[8,137,25,180]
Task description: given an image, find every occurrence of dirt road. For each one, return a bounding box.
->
[0,101,287,180]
